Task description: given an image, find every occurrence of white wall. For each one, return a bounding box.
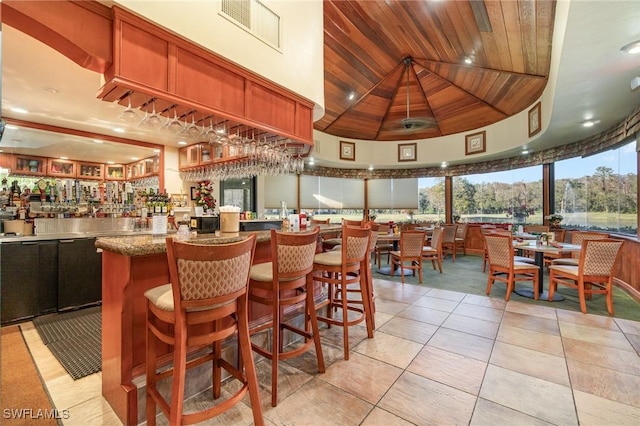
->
[115,0,325,120]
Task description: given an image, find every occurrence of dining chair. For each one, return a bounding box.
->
[310,218,330,225]
[542,228,568,269]
[145,235,263,426]
[550,231,610,267]
[422,226,444,273]
[313,224,373,360]
[390,230,427,284]
[441,224,458,262]
[484,233,540,301]
[548,238,623,315]
[481,228,536,272]
[524,225,550,234]
[454,223,468,256]
[248,227,325,407]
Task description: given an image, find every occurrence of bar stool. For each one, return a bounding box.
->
[144,235,263,426]
[248,227,325,407]
[321,218,364,251]
[313,224,373,360]
[365,222,379,330]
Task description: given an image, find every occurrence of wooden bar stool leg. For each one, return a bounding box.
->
[306,274,325,372]
[340,281,350,360]
[237,294,265,426]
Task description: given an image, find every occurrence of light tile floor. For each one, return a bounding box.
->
[21,277,640,425]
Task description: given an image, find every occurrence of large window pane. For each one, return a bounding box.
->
[452,166,543,224]
[417,177,445,223]
[369,178,419,223]
[554,140,637,235]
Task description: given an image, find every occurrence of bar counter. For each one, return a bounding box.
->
[95,225,341,425]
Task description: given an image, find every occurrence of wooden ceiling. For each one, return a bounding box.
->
[316,0,555,141]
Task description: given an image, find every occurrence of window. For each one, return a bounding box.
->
[554,139,637,235]
[301,176,364,222]
[220,0,281,49]
[417,177,445,223]
[452,166,543,224]
[368,178,419,223]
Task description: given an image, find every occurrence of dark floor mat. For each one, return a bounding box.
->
[33,306,101,380]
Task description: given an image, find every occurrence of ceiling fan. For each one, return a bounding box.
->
[399,57,437,132]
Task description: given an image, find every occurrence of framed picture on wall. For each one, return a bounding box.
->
[465,131,486,155]
[398,143,417,162]
[340,141,356,161]
[528,102,541,137]
[190,186,198,200]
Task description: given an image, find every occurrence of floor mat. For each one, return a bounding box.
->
[32,306,101,380]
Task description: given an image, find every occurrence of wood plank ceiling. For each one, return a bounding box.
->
[316,0,555,141]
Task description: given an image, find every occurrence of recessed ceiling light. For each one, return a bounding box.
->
[113,127,125,133]
[621,40,640,55]
[11,107,28,114]
[348,92,355,101]
[60,157,68,160]
[178,141,188,146]
[441,162,447,168]
[93,139,104,144]
[368,165,374,171]
[522,149,529,155]
[131,157,139,161]
[464,57,473,64]
[581,120,596,128]
[107,161,115,165]
[153,149,161,153]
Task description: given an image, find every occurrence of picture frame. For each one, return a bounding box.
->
[528,102,541,137]
[190,186,198,200]
[339,141,356,161]
[398,143,417,162]
[465,131,486,155]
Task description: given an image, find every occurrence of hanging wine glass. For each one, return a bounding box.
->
[180,114,202,139]
[165,106,184,134]
[204,118,218,143]
[118,92,139,123]
[139,99,163,129]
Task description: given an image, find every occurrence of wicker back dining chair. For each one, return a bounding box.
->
[454,223,469,257]
[550,231,610,267]
[484,233,540,301]
[422,226,444,273]
[390,230,427,284]
[548,239,623,315]
[441,224,458,262]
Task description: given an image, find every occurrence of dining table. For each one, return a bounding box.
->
[513,241,582,301]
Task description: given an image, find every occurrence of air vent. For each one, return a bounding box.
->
[221,0,281,49]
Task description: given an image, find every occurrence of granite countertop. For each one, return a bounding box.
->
[95,224,342,257]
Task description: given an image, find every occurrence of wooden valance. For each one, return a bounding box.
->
[97,6,314,150]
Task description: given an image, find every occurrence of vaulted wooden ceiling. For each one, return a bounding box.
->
[316,0,555,141]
